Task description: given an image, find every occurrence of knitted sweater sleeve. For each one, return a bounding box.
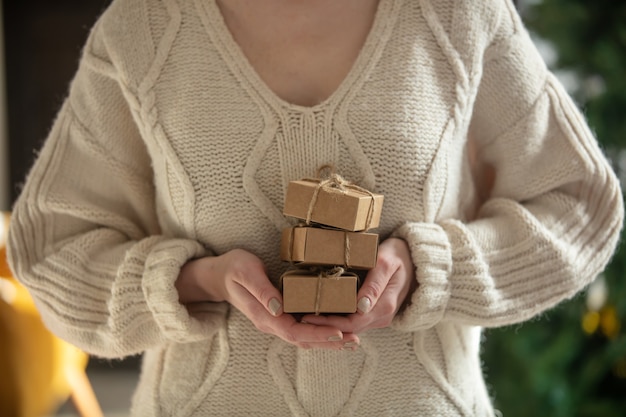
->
[391,2,623,332]
[7,19,227,358]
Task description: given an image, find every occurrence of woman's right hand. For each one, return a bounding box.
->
[175,249,359,350]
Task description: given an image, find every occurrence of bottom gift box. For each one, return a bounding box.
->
[281,269,358,314]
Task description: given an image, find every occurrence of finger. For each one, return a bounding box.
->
[230,269,285,317]
[302,300,392,334]
[356,257,396,314]
[358,237,413,314]
[302,270,405,333]
[233,289,346,344]
[276,319,347,345]
[298,334,361,351]
[301,314,371,334]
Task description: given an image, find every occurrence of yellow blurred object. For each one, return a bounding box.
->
[0,212,103,417]
[600,305,621,340]
[581,310,601,335]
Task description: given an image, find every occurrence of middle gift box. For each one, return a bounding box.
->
[280,226,379,270]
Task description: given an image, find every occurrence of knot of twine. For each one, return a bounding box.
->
[314,267,345,315]
[302,165,377,231]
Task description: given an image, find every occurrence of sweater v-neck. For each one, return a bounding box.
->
[197,0,397,113]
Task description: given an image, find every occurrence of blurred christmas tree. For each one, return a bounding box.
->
[482,1,626,416]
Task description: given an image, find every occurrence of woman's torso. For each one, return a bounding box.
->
[107,0,494,414]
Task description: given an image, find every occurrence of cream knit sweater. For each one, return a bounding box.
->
[8,0,623,416]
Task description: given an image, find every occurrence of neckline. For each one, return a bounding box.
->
[201,0,394,113]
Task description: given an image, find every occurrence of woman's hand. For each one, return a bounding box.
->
[175,249,360,350]
[300,238,416,334]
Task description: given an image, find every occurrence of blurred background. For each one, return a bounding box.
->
[0,0,625,416]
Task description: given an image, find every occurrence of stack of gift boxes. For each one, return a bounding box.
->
[279,175,384,314]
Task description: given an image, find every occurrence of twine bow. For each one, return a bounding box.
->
[314,267,345,315]
[302,166,377,231]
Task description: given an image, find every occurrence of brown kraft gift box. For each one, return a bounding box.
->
[281,271,358,314]
[280,227,379,270]
[282,180,384,232]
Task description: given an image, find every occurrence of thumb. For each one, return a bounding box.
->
[234,271,284,317]
[356,262,393,314]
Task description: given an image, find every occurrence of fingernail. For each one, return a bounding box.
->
[341,341,359,351]
[328,335,343,342]
[357,297,371,314]
[269,298,282,316]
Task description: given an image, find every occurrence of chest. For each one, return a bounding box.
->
[215,0,379,107]
[148,0,471,252]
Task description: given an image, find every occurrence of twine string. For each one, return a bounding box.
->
[286,226,295,264]
[302,172,377,230]
[286,225,353,268]
[315,267,345,315]
[280,267,356,315]
[344,232,351,268]
[314,274,323,316]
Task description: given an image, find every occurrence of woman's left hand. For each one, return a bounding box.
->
[300,237,416,334]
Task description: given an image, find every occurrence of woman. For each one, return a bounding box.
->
[8,0,623,415]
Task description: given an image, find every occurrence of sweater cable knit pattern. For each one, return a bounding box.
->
[7,0,623,415]
[198,0,401,230]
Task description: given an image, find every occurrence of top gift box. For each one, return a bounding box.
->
[283,178,384,232]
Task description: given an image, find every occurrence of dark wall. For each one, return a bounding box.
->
[3,0,112,204]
